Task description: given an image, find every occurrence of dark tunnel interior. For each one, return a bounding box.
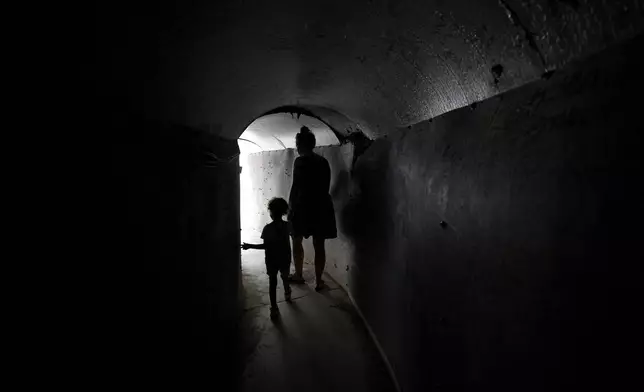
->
[95,1,644,390]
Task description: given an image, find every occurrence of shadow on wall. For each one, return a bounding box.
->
[105,114,242,388]
[339,141,392,271]
[337,34,644,392]
[233,34,644,391]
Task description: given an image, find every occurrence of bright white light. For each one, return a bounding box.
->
[238,140,262,244]
[240,113,339,152]
[237,113,340,245]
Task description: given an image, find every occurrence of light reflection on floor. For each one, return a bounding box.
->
[238,250,396,392]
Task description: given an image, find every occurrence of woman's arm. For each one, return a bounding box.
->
[289,157,303,209]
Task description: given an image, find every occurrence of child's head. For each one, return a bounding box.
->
[267,197,289,221]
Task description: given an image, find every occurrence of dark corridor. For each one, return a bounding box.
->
[97,1,644,391]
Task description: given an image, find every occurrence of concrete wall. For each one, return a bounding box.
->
[92,2,643,389]
[242,35,643,391]
[109,0,644,138]
[242,148,296,242]
[242,145,354,265]
[345,35,643,391]
[104,113,242,388]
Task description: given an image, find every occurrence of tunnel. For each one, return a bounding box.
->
[98,1,644,391]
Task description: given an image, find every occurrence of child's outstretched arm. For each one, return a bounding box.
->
[241,242,265,250]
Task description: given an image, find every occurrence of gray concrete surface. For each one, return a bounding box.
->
[235,35,644,391]
[95,3,644,390]
[95,1,644,139]
[240,113,339,153]
[238,250,396,392]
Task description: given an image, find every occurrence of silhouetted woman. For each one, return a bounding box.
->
[288,126,337,291]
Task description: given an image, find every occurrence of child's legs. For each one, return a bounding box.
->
[292,235,304,277]
[313,236,326,283]
[268,271,278,307]
[280,266,291,294]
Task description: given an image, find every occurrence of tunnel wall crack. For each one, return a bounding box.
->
[497,0,550,72]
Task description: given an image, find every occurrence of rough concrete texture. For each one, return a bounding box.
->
[95,0,644,138]
[242,35,644,391]
[94,1,644,388]
[242,148,297,242]
[238,250,396,392]
[503,0,643,68]
[240,113,339,152]
[242,144,355,288]
[343,35,644,391]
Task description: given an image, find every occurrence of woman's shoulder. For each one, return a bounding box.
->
[295,153,328,168]
[312,152,329,163]
[295,154,316,165]
[314,153,330,168]
[294,156,306,168]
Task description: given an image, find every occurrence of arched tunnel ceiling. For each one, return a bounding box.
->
[239,113,340,154]
[100,0,644,139]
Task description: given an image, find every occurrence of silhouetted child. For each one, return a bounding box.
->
[242,197,292,318]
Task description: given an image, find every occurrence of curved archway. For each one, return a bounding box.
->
[238,111,341,244]
[97,2,644,390]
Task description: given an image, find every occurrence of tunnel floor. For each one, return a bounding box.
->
[237,250,397,392]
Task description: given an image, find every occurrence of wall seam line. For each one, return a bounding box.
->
[324,272,403,392]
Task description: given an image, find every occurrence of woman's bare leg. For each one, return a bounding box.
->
[313,236,326,287]
[291,235,304,279]
[280,266,292,301]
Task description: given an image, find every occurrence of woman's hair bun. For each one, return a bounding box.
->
[296,126,316,149]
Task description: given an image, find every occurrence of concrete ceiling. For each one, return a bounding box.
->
[97,0,644,139]
[238,113,340,154]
